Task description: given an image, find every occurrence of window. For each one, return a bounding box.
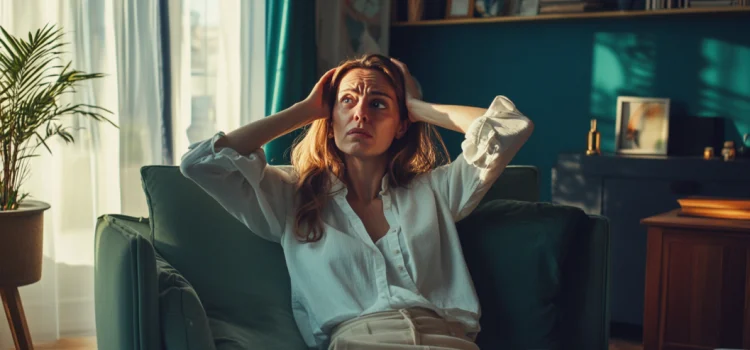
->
[168,0,264,162]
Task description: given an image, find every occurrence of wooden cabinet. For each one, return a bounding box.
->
[552,153,750,328]
[641,210,750,350]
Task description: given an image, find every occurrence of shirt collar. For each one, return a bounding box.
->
[329,172,390,198]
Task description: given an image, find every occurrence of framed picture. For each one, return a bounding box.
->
[615,96,671,155]
[446,0,474,18]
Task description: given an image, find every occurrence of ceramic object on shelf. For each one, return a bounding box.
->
[722,140,736,161]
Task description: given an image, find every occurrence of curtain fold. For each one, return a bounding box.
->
[114,0,165,218]
[0,0,163,346]
[265,0,318,165]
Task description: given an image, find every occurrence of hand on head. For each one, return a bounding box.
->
[302,67,337,121]
[389,58,422,101]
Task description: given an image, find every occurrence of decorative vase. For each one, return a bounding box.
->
[408,0,424,22]
[0,200,50,287]
[586,118,601,156]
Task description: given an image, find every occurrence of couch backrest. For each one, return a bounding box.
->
[482,165,539,203]
[140,166,305,346]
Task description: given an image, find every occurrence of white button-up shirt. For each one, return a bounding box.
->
[180,96,533,349]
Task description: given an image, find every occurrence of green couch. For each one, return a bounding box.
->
[94,165,610,350]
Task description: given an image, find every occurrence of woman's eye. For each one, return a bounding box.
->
[341,96,353,104]
[371,100,387,109]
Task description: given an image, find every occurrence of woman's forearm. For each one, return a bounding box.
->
[407,99,487,134]
[214,102,316,155]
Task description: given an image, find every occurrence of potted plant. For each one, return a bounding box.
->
[0,24,115,291]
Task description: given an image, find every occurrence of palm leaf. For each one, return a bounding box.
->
[0,24,116,211]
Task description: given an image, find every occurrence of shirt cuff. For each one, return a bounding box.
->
[183,131,268,185]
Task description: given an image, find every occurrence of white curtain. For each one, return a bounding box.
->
[169,0,265,157]
[113,0,166,216]
[0,0,161,347]
[0,0,264,346]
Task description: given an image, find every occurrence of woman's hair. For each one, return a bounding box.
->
[290,54,449,242]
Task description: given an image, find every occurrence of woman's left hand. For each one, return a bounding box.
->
[390,58,423,122]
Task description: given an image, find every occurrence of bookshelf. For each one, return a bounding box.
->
[391,6,750,27]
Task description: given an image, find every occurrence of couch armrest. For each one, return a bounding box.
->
[560,215,611,350]
[95,214,161,350]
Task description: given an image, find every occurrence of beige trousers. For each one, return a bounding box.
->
[328,308,480,350]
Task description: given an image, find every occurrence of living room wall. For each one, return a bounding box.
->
[390,13,750,201]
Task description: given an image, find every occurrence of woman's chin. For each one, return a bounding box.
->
[339,144,386,159]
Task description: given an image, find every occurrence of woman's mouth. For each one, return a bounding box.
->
[346,128,372,138]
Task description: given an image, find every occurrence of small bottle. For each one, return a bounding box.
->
[704,147,714,160]
[721,140,736,161]
[586,118,601,156]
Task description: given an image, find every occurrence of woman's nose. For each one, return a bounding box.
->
[352,103,368,123]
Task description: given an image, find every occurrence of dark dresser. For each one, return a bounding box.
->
[551,153,750,331]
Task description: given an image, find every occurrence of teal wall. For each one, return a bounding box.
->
[390,13,750,201]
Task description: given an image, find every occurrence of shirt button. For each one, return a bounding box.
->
[398,266,405,271]
[394,250,400,255]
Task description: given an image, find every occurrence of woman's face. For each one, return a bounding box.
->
[331,68,406,159]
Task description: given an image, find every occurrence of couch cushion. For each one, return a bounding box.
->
[141,165,306,348]
[156,254,215,350]
[457,199,587,350]
[209,317,312,350]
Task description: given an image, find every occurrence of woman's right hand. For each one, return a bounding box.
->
[301,68,337,121]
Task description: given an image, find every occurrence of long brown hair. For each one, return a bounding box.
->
[290,54,449,242]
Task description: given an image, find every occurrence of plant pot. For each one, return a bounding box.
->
[0,200,50,287]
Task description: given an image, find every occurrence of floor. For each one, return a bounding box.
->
[5,337,96,350]
[13,337,644,350]
[610,338,644,350]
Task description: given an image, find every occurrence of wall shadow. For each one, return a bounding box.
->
[390,13,750,202]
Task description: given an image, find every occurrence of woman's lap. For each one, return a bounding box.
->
[328,308,479,350]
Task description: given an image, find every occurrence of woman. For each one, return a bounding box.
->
[180,54,533,349]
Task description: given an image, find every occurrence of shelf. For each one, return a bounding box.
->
[391,7,750,27]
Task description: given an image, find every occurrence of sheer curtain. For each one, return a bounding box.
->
[169,0,265,158]
[0,0,162,347]
[0,0,264,346]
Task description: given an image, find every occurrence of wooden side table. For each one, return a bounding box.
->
[641,209,750,350]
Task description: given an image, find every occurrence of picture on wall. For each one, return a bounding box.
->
[615,96,671,155]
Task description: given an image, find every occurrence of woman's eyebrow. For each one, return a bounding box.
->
[339,88,394,101]
[369,90,394,100]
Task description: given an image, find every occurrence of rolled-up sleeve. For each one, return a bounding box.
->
[429,95,534,221]
[179,132,295,243]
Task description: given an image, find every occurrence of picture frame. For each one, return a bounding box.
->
[446,0,475,18]
[615,96,671,155]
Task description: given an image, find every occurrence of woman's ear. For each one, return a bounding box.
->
[395,119,409,139]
